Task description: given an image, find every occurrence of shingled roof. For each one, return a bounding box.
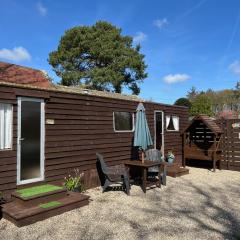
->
[0,61,52,88]
[0,61,143,101]
[182,114,223,134]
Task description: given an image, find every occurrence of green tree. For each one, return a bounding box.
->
[174,97,191,108]
[48,21,147,95]
[190,94,214,117]
[187,86,198,101]
[236,81,240,90]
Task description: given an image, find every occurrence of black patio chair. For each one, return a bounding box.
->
[96,153,130,195]
[145,149,168,186]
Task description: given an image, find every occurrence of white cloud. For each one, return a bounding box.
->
[154,18,169,29]
[0,47,31,62]
[37,2,47,16]
[133,32,147,43]
[229,60,240,75]
[163,73,190,84]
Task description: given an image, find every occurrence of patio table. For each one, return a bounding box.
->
[124,160,166,193]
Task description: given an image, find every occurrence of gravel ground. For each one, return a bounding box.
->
[0,167,240,240]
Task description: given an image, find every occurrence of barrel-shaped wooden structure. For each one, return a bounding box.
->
[182,115,223,171]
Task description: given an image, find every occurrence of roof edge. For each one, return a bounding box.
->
[0,61,45,73]
[0,81,144,102]
[145,100,189,109]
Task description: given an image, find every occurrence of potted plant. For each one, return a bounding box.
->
[64,168,85,192]
[167,149,175,164]
[0,191,6,204]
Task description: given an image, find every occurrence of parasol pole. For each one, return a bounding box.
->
[141,150,144,163]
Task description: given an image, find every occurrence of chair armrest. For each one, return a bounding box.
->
[108,164,126,175]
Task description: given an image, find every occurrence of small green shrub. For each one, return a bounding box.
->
[64,168,84,192]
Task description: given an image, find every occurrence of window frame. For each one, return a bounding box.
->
[166,115,180,132]
[113,111,135,133]
[0,103,13,151]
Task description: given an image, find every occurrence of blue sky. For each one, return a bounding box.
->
[1,0,240,103]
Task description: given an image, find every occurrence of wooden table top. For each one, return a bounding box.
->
[124,160,166,168]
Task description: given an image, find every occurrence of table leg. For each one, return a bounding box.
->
[142,168,147,193]
[214,158,217,172]
[125,165,130,176]
[124,165,131,190]
[158,165,161,188]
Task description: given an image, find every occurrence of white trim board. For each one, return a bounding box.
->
[154,110,164,156]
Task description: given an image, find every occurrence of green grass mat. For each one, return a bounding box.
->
[39,201,61,209]
[17,184,63,198]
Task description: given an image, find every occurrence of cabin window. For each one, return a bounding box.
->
[0,103,13,150]
[166,115,179,131]
[113,112,134,132]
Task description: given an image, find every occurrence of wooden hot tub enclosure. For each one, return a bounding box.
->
[0,82,189,196]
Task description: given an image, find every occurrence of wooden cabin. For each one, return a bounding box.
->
[0,63,189,197]
[0,62,190,226]
[182,115,223,171]
[0,81,189,196]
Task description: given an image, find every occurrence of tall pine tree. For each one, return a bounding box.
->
[48,21,147,95]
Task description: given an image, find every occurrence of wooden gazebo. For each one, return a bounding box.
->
[182,115,223,171]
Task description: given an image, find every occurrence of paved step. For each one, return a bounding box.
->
[12,186,67,207]
[2,192,90,227]
[167,166,189,178]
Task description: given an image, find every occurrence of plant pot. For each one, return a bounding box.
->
[0,206,2,220]
[72,186,81,192]
[167,157,175,164]
[0,198,6,220]
[138,149,145,163]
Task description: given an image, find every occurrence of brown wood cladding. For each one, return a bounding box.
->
[0,85,189,192]
[218,119,240,171]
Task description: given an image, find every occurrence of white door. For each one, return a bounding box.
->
[17,97,45,185]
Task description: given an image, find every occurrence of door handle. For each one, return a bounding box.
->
[19,138,25,141]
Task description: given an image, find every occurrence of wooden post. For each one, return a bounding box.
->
[221,119,227,170]
[182,132,186,167]
[217,134,223,170]
[213,135,217,172]
[219,136,222,170]
[226,120,230,170]
[142,168,147,193]
[141,150,144,163]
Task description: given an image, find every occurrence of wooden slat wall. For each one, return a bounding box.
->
[0,85,189,193]
[0,86,18,194]
[218,119,240,171]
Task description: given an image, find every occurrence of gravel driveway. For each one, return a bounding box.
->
[0,167,240,240]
